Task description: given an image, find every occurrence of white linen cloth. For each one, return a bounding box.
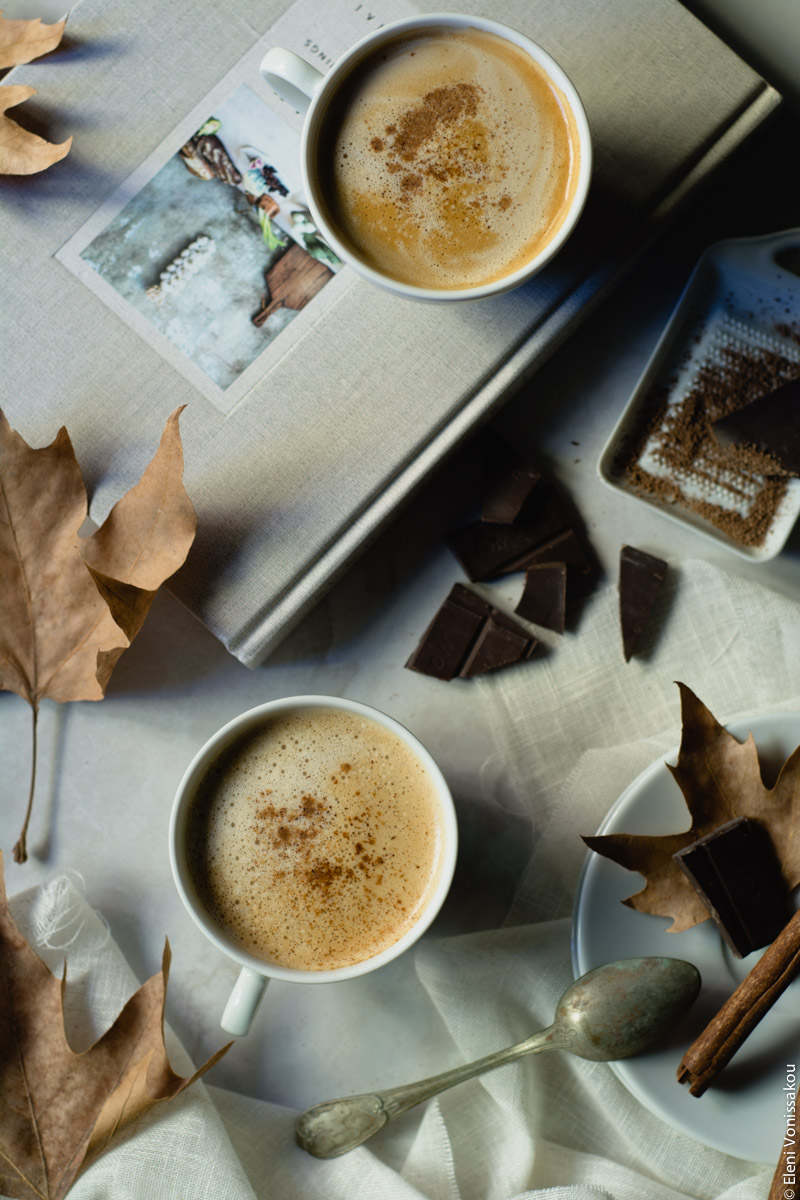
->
[6,556,795,1199]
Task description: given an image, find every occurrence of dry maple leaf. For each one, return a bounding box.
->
[0,12,71,175]
[582,682,800,932]
[0,851,230,1200]
[0,407,197,862]
[0,84,71,174]
[0,12,67,68]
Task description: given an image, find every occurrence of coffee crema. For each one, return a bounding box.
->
[316,26,581,290]
[185,708,445,971]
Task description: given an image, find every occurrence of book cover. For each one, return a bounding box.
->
[1,0,780,665]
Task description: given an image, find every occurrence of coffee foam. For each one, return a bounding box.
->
[318,26,580,290]
[185,708,444,971]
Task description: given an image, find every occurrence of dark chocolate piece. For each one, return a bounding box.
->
[513,483,571,544]
[406,584,537,680]
[460,616,536,676]
[481,438,542,524]
[404,585,489,681]
[515,563,567,633]
[447,581,493,616]
[673,817,790,957]
[509,528,592,576]
[446,485,579,581]
[446,520,545,581]
[619,545,667,661]
[711,376,800,474]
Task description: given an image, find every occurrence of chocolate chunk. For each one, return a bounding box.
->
[515,563,567,633]
[404,585,489,680]
[513,483,571,543]
[673,817,790,957]
[447,581,493,616]
[447,486,577,581]
[406,584,537,680]
[460,615,536,676]
[619,545,667,661]
[481,438,542,524]
[510,527,592,576]
[446,520,545,581]
[711,376,800,474]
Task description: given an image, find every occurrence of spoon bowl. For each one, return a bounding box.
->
[296,956,700,1158]
[554,955,701,1061]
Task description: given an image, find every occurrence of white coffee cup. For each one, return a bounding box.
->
[260,13,591,302]
[169,695,458,1036]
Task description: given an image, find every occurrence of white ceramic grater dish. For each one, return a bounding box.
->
[598,229,800,560]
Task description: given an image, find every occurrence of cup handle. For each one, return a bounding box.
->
[221,967,269,1037]
[260,46,325,114]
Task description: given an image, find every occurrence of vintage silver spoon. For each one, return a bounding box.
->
[296,956,700,1158]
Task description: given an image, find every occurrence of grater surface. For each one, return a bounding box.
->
[635,315,800,517]
[599,231,800,561]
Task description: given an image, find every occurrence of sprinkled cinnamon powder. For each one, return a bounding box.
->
[185,708,443,971]
[621,338,800,547]
[320,25,580,290]
[392,83,480,162]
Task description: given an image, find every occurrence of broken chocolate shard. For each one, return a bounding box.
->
[446,520,544,581]
[513,483,571,547]
[711,376,800,474]
[406,584,537,680]
[673,817,790,957]
[460,615,537,676]
[404,588,488,681]
[515,563,567,633]
[447,486,576,581]
[481,438,542,524]
[619,545,667,661]
[509,527,592,576]
[446,581,492,617]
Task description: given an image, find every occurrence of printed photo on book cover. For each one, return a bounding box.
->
[74,84,342,398]
[56,0,411,413]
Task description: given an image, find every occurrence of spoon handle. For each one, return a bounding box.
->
[296,1022,571,1158]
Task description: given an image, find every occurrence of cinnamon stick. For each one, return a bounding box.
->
[677,909,800,1097]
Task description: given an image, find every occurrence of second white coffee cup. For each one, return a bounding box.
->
[170,695,458,1036]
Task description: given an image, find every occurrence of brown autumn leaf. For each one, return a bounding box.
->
[0,11,67,68]
[0,83,71,174]
[0,851,230,1200]
[78,408,198,689]
[582,682,800,932]
[0,406,197,860]
[0,11,71,175]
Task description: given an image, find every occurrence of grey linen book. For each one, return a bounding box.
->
[0,0,779,665]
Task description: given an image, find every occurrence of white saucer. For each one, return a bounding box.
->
[572,711,800,1164]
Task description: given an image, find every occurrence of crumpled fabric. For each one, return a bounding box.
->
[4,557,791,1198]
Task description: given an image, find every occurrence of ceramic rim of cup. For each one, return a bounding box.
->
[169,694,458,983]
[301,12,592,303]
